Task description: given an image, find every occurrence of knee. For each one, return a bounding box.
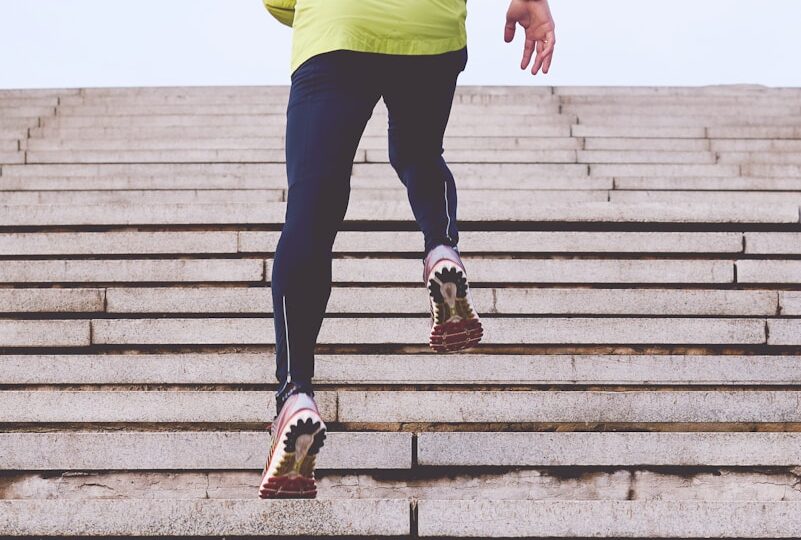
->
[388,137,443,174]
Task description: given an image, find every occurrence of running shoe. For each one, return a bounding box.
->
[422,244,483,352]
[258,389,327,498]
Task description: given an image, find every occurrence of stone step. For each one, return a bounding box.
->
[584,137,710,151]
[339,390,797,423]
[0,173,606,191]
[4,390,796,423]
[591,163,740,177]
[575,114,801,126]
[0,161,588,178]
[38,113,574,129]
[0,128,28,139]
[1,201,794,226]
[4,468,800,502]
[561,92,801,103]
[614,176,801,190]
[0,117,40,130]
[21,135,582,151]
[576,150,715,164]
[0,151,24,164]
[742,163,801,177]
[0,499,409,537]
[0,96,59,107]
[0,139,19,151]
[24,148,582,165]
[3,466,801,502]
[34,134,788,153]
[708,126,801,139]
[113,287,778,316]
[417,432,801,466]
[563,103,801,116]
[0,188,292,204]
[0,163,594,187]
[0,390,335,422]
[0,286,776,316]
[13,181,654,205]
[0,258,736,284]
[0,88,76,98]
[710,138,801,151]
[572,125,707,138]
[417,500,801,538]
[0,259,264,283]
[745,232,801,254]
[86,316,764,345]
[32,315,784,349]
[59,91,554,106]
[0,230,742,256]
[737,260,801,283]
[611,190,801,204]
[24,149,292,164]
[0,320,89,347]
[0,105,55,117]
[74,85,550,96]
[29,123,574,139]
[53,103,560,116]
[0,288,104,312]
[553,85,801,96]
[4,353,800,385]
[718,151,801,164]
[3,431,798,470]
[0,432,411,470]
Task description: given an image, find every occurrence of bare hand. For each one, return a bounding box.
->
[504,0,555,75]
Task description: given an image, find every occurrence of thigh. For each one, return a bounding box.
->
[285,50,382,200]
[380,47,468,160]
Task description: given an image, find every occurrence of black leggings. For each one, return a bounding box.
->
[272,46,468,398]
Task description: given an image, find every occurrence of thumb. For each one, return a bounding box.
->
[504,15,516,42]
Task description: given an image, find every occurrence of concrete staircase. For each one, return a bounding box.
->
[2,84,801,537]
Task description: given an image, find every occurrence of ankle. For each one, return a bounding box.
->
[423,242,460,262]
[275,380,314,413]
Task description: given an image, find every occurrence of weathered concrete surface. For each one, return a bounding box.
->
[0,391,335,422]
[0,230,751,256]
[4,469,800,502]
[93,286,776,315]
[417,432,801,466]
[0,258,263,282]
[417,500,801,537]
[0,498,409,536]
[0,288,104,312]
[737,260,801,283]
[5,353,801,385]
[315,258,736,283]
[2,201,796,226]
[0,431,411,470]
[0,320,90,347]
[88,316,766,345]
[0,230,239,255]
[767,319,801,345]
[337,391,801,423]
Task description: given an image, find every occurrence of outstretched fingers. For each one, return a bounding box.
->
[531,29,555,75]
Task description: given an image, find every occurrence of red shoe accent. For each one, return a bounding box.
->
[424,248,483,353]
[258,392,327,499]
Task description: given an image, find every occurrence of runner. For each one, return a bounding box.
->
[259,0,555,499]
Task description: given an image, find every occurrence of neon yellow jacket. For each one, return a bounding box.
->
[264,0,468,75]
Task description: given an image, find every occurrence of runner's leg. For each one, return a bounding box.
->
[272,50,382,406]
[381,46,468,260]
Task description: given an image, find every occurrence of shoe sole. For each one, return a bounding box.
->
[427,262,483,353]
[258,409,327,499]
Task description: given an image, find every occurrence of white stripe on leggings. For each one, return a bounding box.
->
[283,294,292,383]
[444,178,452,242]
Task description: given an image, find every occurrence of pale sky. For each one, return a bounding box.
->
[1,0,799,89]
